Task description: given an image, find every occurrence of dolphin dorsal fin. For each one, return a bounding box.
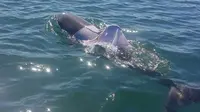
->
[97,25,129,48]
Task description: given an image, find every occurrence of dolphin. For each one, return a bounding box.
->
[166,85,200,112]
[55,12,168,75]
[54,12,200,112]
[158,78,200,112]
[55,12,129,48]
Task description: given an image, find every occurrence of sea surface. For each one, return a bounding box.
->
[0,0,200,112]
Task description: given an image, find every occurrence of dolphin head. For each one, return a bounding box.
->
[165,83,200,112]
[56,12,100,40]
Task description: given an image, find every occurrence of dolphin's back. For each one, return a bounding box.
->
[56,13,100,40]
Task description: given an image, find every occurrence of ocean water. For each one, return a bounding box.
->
[0,0,200,112]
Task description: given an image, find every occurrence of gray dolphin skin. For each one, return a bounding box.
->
[56,12,100,40]
[55,12,200,112]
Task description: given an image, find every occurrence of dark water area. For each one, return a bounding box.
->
[0,0,200,112]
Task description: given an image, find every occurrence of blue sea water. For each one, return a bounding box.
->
[0,0,200,112]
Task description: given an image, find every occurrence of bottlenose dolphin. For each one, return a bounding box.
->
[55,12,129,48]
[54,12,200,112]
[55,12,168,75]
[158,79,200,112]
[166,85,200,112]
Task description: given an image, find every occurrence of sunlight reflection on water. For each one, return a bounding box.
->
[18,62,58,74]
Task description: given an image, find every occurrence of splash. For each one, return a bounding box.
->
[83,40,169,75]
